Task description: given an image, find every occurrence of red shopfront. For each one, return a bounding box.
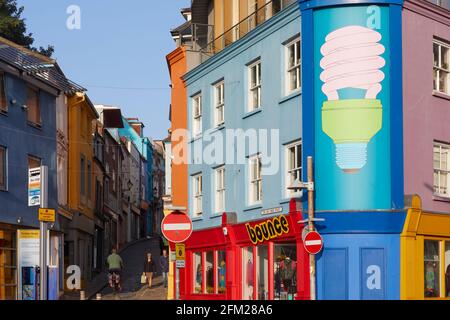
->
[172,200,311,300]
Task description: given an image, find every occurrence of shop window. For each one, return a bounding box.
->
[26,85,41,126]
[274,243,297,300]
[0,230,17,300]
[242,247,254,300]
[446,242,450,297]
[217,251,226,294]
[205,252,214,294]
[424,240,440,298]
[193,252,202,294]
[257,245,269,300]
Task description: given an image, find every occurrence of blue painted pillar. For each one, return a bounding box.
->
[297,0,406,300]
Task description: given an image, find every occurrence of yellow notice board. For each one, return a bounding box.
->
[175,243,185,261]
[18,229,40,239]
[38,208,56,222]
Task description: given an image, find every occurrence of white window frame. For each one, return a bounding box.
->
[248,60,262,112]
[433,39,450,95]
[192,94,203,137]
[215,166,226,213]
[286,38,301,94]
[434,142,450,197]
[192,173,203,217]
[249,155,262,205]
[214,82,225,127]
[285,141,302,197]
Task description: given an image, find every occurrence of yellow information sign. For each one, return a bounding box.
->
[175,243,185,261]
[38,208,56,222]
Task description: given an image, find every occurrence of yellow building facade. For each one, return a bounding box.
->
[66,92,98,286]
[401,195,450,300]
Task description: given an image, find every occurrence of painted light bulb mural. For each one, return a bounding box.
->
[320,25,385,173]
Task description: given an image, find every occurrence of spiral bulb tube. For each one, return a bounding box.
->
[320,25,386,173]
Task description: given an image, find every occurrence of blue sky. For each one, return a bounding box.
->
[17,0,190,140]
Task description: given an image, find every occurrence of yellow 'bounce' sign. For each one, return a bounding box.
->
[246,215,290,245]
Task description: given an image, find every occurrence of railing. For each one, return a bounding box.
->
[172,22,215,52]
[201,0,295,55]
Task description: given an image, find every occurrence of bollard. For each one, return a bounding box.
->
[96,293,102,300]
[80,290,85,300]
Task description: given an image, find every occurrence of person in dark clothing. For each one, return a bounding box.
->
[160,249,169,288]
[159,236,164,255]
[143,253,156,288]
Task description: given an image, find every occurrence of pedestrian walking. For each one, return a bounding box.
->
[160,249,169,288]
[143,252,155,288]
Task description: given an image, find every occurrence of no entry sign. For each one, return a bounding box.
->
[161,212,193,243]
[304,231,323,255]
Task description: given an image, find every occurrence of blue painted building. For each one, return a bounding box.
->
[179,2,311,300]
[0,39,84,299]
[185,3,302,229]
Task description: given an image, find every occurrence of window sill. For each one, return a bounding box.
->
[432,91,450,101]
[242,108,262,120]
[433,195,450,203]
[27,121,42,130]
[210,124,225,134]
[279,198,292,205]
[189,134,203,144]
[279,90,301,105]
[243,204,263,212]
[210,213,223,219]
[192,216,204,222]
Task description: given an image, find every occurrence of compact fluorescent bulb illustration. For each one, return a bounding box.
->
[320,25,385,173]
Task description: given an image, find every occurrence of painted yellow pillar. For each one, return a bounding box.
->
[163,208,175,300]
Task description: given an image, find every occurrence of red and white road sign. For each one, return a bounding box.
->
[161,212,193,243]
[304,231,323,255]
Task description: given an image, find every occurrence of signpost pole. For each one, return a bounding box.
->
[175,266,180,300]
[39,166,48,301]
[307,157,316,301]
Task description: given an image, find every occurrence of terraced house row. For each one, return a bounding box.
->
[0,38,165,300]
[164,0,450,300]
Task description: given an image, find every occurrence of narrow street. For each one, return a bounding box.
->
[100,238,168,300]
